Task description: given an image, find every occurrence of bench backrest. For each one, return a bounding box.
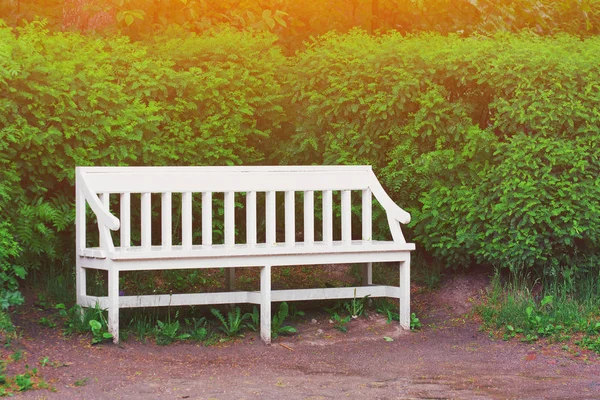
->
[76,166,410,254]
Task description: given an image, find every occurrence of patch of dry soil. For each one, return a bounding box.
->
[12,273,600,399]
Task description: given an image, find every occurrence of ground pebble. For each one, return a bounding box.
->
[311,319,317,324]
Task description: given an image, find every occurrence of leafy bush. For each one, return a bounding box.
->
[0,22,287,287]
[2,23,599,288]
[285,30,600,278]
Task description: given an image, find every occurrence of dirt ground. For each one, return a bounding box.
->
[9,272,600,400]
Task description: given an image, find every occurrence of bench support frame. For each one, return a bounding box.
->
[75,166,415,345]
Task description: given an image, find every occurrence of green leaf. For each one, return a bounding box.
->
[124,14,135,26]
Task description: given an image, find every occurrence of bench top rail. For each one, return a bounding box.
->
[77,166,373,194]
[76,166,412,256]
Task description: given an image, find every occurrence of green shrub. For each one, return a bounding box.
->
[284,30,600,276]
[0,22,288,285]
[2,23,599,288]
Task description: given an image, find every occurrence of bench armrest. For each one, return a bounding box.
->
[77,173,120,231]
[368,171,411,224]
[368,170,411,243]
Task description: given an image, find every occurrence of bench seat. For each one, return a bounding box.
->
[81,240,416,261]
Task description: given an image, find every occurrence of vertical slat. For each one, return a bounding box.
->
[182,192,192,248]
[246,191,257,246]
[341,190,351,243]
[99,193,109,249]
[141,192,151,249]
[322,190,333,243]
[224,191,235,246]
[362,188,372,241]
[75,174,86,253]
[120,193,131,248]
[161,192,172,248]
[285,190,295,246]
[201,192,212,246]
[304,190,314,244]
[266,191,276,245]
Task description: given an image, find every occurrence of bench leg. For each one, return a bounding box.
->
[362,262,373,285]
[76,264,86,304]
[260,265,272,345]
[108,267,120,344]
[399,257,411,330]
[225,267,236,291]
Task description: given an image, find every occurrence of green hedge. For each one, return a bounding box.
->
[0,22,287,281]
[1,23,599,295]
[285,31,600,275]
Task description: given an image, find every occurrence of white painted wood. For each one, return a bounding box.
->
[304,191,314,244]
[162,192,172,248]
[368,170,411,224]
[81,285,398,309]
[363,263,373,285]
[98,193,116,253]
[75,173,86,253]
[322,190,333,243]
[141,192,151,249]
[266,191,276,245]
[362,188,372,241]
[201,192,212,246]
[246,191,257,246]
[76,165,414,344]
[120,193,131,248]
[260,265,272,345]
[99,193,109,249]
[182,192,192,248]
[341,190,351,243]
[76,168,120,230]
[224,191,235,246]
[285,191,295,246]
[108,267,119,344]
[79,166,372,194]
[270,285,393,302]
[388,214,406,243]
[400,257,411,330]
[81,242,413,269]
[76,265,86,302]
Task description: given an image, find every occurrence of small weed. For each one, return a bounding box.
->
[73,378,89,387]
[245,307,260,332]
[185,317,209,342]
[38,317,56,328]
[271,302,297,339]
[374,299,399,323]
[10,350,23,362]
[331,313,351,333]
[410,313,422,330]
[287,303,305,320]
[577,336,600,353]
[129,316,155,343]
[156,312,190,345]
[14,373,33,391]
[211,307,248,337]
[343,290,369,318]
[89,320,113,344]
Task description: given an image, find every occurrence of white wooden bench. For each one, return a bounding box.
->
[75,166,415,344]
